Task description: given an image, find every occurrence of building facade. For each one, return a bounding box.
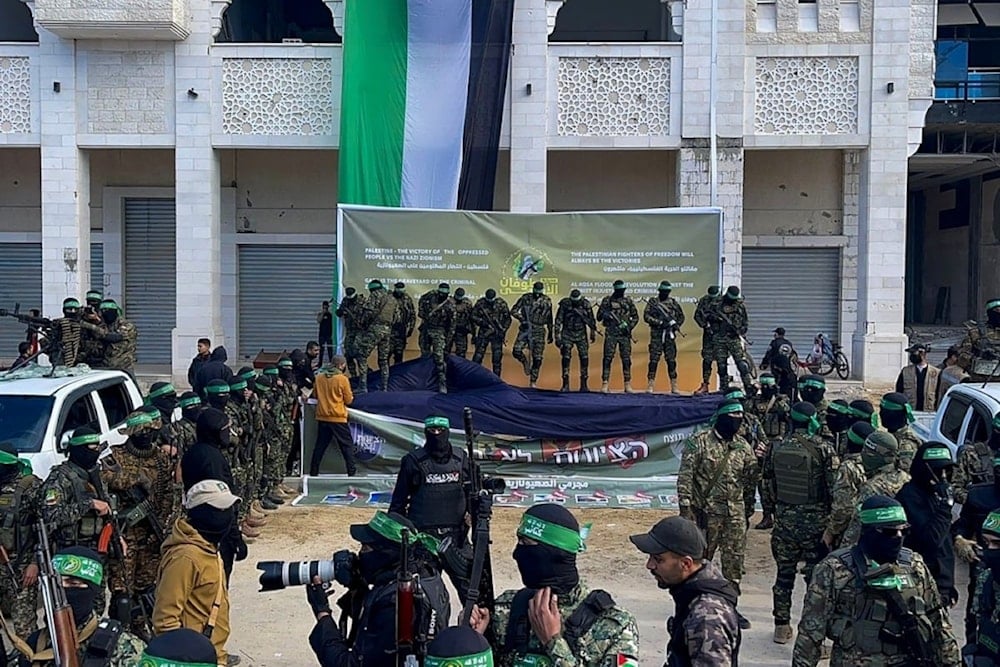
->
[0,0,935,384]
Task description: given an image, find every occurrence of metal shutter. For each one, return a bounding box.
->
[90,242,104,293]
[741,247,842,356]
[238,245,337,360]
[0,244,42,364]
[123,198,176,365]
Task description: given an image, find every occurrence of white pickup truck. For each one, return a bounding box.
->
[911,382,1000,456]
[0,368,144,479]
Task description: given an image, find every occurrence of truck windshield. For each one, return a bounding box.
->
[0,396,56,453]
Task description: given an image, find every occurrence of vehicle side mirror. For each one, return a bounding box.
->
[58,431,72,454]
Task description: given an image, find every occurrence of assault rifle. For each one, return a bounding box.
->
[876,582,935,667]
[0,545,18,587]
[647,298,685,342]
[120,486,166,543]
[0,303,66,369]
[601,308,637,344]
[36,520,80,667]
[459,408,504,645]
[396,528,425,667]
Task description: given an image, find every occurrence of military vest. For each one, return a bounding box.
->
[832,548,930,660]
[970,324,1000,376]
[505,589,616,666]
[771,433,827,506]
[0,476,35,553]
[975,573,1000,662]
[55,464,104,547]
[968,442,996,487]
[407,449,466,530]
[352,572,449,662]
[755,398,787,439]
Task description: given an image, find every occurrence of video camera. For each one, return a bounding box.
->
[256,549,360,592]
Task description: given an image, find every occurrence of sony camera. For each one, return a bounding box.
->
[257,549,360,592]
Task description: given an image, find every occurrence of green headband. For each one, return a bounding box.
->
[278,360,293,368]
[229,380,247,391]
[0,450,32,475]
[859,505,907,526]
[205,383,230,395]
[921,447,952,462]
[254,381,271,392]
[424,416,450,429]
[993,457,1000,468]
[63,299,81,309]
[52,553,103,587]
[987,299,1000,311]
[85,291,102,300]
[240,370,256,381]
[517,514,585,554]
[848,428,868,447]
[799,378,825,390]
[715,402,744,417]
[424,649,494,667]
[178,396,201,408]
[263,367,279,376]
[147,383,176,399]
[367,512,440,552]
[790,409,821,436]
[759,376,776,386]
[69,433,101,447]
[724,389,746,400]
[879,398,915,424]
[125,413,155,428]
[983,511,1000,534]
[828,402,853,415]
[99,300,120,312]
[137,655,216,667]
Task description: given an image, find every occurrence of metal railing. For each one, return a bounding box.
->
[934,70,1000,101]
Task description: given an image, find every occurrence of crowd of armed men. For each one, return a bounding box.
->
[332,279,756,394]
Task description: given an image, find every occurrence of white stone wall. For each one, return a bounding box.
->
[742,150,844,237]
[34,0,189,39]
[0,148,41,232]
[81,45,172,138]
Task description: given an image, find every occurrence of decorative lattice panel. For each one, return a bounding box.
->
[0,57,31,134]
[755,56,859,135]
[557,57,670,136]
[222,58,334,135]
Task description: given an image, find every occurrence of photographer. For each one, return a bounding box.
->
[305,512,450,667]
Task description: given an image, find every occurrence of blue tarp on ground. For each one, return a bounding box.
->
[349,356,723,439]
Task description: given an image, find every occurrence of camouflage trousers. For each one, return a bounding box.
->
[425,327,449,385]
[701,332,724,383]
[449,330,472,358]
[344,331,363,377]
[770,507,826,624]
[418,326,432,357]
[712,336,754,389]
[253,437,266,500]
[266,426,293,493]
[512,329,547,383]
[648,330,678,381]
[0,560,39,638]
[559,330,590,380]
[601,334,632,382]
[472,335,504,376]
[356,324,391,391]
[390,327,409,365]
[108,525,159,636]
[704,512,747,595]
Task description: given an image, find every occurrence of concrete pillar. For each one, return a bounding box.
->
[38,28,90,315]
[508,0,548,213]
[172,3,222,382]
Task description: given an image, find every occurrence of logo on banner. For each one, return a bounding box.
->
[500,248,558,296]
[349,423,384,462]
[616,491,654,507]
[541,440,584,466]
[533,489,568,504]
[604,436,650,469]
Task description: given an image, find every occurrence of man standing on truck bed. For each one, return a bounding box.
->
[958,298,1000,382]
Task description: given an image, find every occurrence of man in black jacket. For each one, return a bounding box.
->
[187,338,212,388]
[896,441,957,606]
[193,346,234,397]
[761,327,797,400]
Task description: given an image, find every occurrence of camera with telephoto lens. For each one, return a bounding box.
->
[257,549,359,592]
[480,476,505,495]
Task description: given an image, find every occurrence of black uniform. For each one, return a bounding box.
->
[192,347,234,396]
[953,477,1000,639]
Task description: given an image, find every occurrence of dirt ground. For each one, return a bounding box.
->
[227,504,968,666]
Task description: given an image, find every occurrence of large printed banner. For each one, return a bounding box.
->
[299,406,698,509]
[337,206,723,392]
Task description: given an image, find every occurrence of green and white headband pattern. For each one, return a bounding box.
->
[178,396,201,408]
[828,402,852,415]
[147,383,176,399]
[138,656,216,667]
[983,511,1000,535]
[847,428,868,447]
[424,416,450,429]
[367,512,440,552]
[63,299,81,309]
[0,449,32,475]
[724,389,746,400]
[987,299,1000,311]
[126,412,155,428]
[789,408,821,436]
[715,402,744,417]
[229,380,247,391]
[69,433,101,447]
[859,505,907,526]
[517,514,587,554]
[879,398,915,424]
[205,383,230,395]
[424,650,493,667]
[993,415,1000,431]
[799,378,825,390]
[52,553,103,587]
[921,447,952,462]
[263,367,279,376]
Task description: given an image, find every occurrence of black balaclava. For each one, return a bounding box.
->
[879,392,911,433]
[988,302,1000,328]
[723,286,740,303]
[99,301,119,325]
[358,537,399,584]
[278,358,295,383]
[789,402,820,436]
[826,400,853,434]
[512,504,581,595]
[54,546,102,625]
[148,382,178,420]
[713,399,744,441]
[436,282,450,304]
[422,415,452,459]
[62,298,81,320]
[0,442,22,485]
[570,289,582,302]
[798,375,826,406]
[657,280,672,301]
[909,442,954,498]
[425,626,492,665]
[612,280,626,298]
[253,374,273,400]
[179,391,202,424]
[204,380,230,409]
[847,421,875,455]
[981,510,1000,578]
[229,380,247,405]
[143,628,218,665]
[67,426,102,470]
[393,282,406,297]
[187,504,235,546]
[196,408,231,449]
[849,399,878,428]
[758,373,777,400]
[857,495,907,565]
[485,288,497,302]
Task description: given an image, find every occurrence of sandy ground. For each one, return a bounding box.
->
[227,504,967,666]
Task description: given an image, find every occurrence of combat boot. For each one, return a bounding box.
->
[669,377,679,394]
[529,381,538,389]
[579,375,589,392]
[755,514,774,530]
[280,482,298,495]
[624,381,635,393]
[245,514,267,528]
[265,493,285,505]
[357,376,368,394]
[560,377,570,392]
[260,498,279,511]
[773,625,793,644]
[600,381,610,393]
[249,500,267,518]
[520,355,531,376]
[646,379,655,393]
[242,522,262,538]
[694,382,710,395]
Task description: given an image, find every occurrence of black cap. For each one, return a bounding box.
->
[905,343,928,353]
[345,287,357,297]
[394,282,405,289]
[349,511,417,545]
[144,628,218,665]
[773,327,785,336]
[485,288,496,299]
[425,626,492,662]
[725,285,740,299]
[630,516,706,558]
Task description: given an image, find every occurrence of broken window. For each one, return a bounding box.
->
[550,0,679,42]
[0,0,38,42]
[217,0,339,44]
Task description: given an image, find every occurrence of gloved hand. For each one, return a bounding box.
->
[307,576,333,616]
[234,534,248,562]
[955,536,980,564]
[104,332,124,343]
[935,480,955,506]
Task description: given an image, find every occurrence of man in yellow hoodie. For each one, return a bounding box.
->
[310,354,356,477]
[153,479,240,666]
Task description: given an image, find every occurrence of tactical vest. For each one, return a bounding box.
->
[370,291,398,327]
[832,548,930,660]
[771,434,827,506]
[505,589,617,666]
[974,573,1000,662]
[407,449,466,531]
[0,476,35,553]
[352,573,449,661]
[55,465,103,547]
[969,442,996,486]
[30,617,123,667]
[900,365,938,410]
[755,398,786,439]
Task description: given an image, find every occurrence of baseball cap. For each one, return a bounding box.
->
[630,516,706,559]
[184,479,241,510]
[905,343,928,353]
[773,327,785,336]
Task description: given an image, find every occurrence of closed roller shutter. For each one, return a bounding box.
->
[91,242,104,293]
[238,244,337,360]
[124,198,175,365]
[741,247,841,361]
[0,244,41,364]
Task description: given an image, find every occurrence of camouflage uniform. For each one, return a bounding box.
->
[554,296,597,391]
[0,473,41,638]
[511,292,553,384]
[694,292,722,384]
[664,561,740,665]
[448,296,475,358]
[389,289,416,364]
[840,468,911,546]
[244,391,266,502]
[762,428,839,626]
[336,293,367,378]
[354,287,398,392]
[492,583,640,667]
[21,619,146,667]
[971,566,1000,662]
[418,291,456,389]
[263,382,290,494]
[825,453,867,545]
[749,393,790,519]
[471,295,512,376]
[712,298,754,391]
[957,320,1000,382]
[39,462,109,552]
[953,440,994,504]
[793,547,960,666]
[596,292,639,385]
[644,296,685,386]
[677,429,759,593]
[98,317,138,373]
[223,400,250,520]
[889,425,922,473]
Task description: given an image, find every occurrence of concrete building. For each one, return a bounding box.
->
[0,0,938,384]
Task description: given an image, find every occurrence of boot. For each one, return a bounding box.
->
[265,493,285,505]
[773,624,793,644]
[357,377,367,394]
[579,375,589,392]
[241,522,262,538]
[669,377,679,394]
[250,500,267,518]
[560,377,570,392]
[738,613,751,630]
[755,514,774,530]
[245,515,267,528]
[694,382,710,395]
[260,498,279,511]
[529,381,538,389]
[600,381,610,394]
[227,655,242,666]
[624,381,635,393]
[280,482,298,495]
[646,379,655,394]
[519,355,531,376]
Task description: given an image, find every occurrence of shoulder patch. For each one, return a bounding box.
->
[44,487,61,505]
[616,656,638,667]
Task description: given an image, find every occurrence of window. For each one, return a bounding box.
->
[550,0,679,42]
[217,0,339,44]
[0,0,38,42]
[798,0,818,32]
[97,383,132,428]
[840,0,859,32]
[964,406,992,447]
[60,395,98,438]
[756,0,777,33]
[0,396,55,453]
[939,396,970,444]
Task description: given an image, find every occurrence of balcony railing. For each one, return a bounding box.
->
[934,69,1000,101]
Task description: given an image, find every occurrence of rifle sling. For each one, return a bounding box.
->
[2,612,98,662]
[700,446,735,506]
[202,557,226,639]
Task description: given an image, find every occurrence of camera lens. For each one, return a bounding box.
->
[256,560,335,592]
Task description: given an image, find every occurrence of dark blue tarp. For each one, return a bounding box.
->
[350,356,723,439]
